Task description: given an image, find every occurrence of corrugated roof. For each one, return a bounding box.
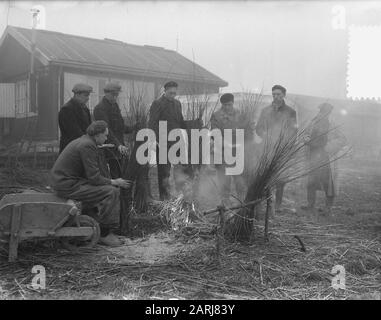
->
[3,26,228,87]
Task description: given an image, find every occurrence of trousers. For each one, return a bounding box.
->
[56,184,120,231]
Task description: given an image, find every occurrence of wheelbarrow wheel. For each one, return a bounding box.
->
[61,215,100,251]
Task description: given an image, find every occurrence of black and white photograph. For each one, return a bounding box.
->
[0,0,380,304]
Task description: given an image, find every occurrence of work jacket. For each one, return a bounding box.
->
[93,96,133,160]
[210,106,244,167]
[58,98,91,153]
[306,117,347,196]
[256,101,297,144]
[51,135,111,194]
[148,95,186,141]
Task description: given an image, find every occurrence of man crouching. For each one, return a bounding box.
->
[51,120,132,246]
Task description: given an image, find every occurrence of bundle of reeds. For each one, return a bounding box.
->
[158,190,214,238]
[124,84,150,131]
[120,84,151,219]
[236,90,264,181]
[183,93,209,122]
[159,194,192,231]
[226,117,350,242]
[237,90,263,135]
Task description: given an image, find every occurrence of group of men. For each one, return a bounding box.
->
[51,81,187,246]
[50,80,343,246]
[53,82,134,246]
[210,85,298,210]
[209,85,345,214]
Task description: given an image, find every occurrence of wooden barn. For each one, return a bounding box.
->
[0,26,228,143]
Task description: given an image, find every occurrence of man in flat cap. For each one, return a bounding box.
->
[210,93,246,206]
[51,120,132,246]
[256,85,297,212]
[302,103,346,214]
[58,83,93,153]
[148,81,187,200]
[94,82,134,179]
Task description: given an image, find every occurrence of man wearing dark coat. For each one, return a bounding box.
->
[256,85,297,211]
[302,103,346,214]
[58,83,92,153]
[93,82,133,178]
[51,121,132,247]
[210,93,246,206]
[148,81,187,200]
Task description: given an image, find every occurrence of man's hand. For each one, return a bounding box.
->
[118,145,129,156]
[111,178,132,189]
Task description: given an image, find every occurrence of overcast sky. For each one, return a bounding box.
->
[1,1,380,98]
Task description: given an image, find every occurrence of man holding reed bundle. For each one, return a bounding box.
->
[210,93,246,207]
[256,85,297,212]
[94,82,134,179]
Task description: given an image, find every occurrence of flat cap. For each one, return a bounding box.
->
[72,83,93,93]
[164,81,178,89]
[220,93,234,104]
[104,82,122,93]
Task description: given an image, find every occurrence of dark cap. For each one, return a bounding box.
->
[104,82,122,93]
[220,93,234,104]
[272,85,286,94]
[164,81,178,90]
[72,83,93,94]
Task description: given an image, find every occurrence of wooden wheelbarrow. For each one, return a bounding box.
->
[0,192,100,262]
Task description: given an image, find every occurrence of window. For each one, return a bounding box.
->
[30,75,38,113]
[15,79,29,117]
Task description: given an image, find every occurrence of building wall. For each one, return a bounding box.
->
[1,66,222,142]
[0,73,36,141]
[36,66,60,139]
[0,84,15,118]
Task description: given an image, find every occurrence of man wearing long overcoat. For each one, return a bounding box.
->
[148,81,187,200]
[94,82,133,178]
[58,83,93,153]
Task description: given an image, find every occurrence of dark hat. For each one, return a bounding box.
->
[164,81,178,89]
[72,83,93,94]
[220,93,234,104]
[318,103,334,113]
[104,82,122,93]
[272,85,287,94]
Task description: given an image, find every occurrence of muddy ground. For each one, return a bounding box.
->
[0,157,380,300]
